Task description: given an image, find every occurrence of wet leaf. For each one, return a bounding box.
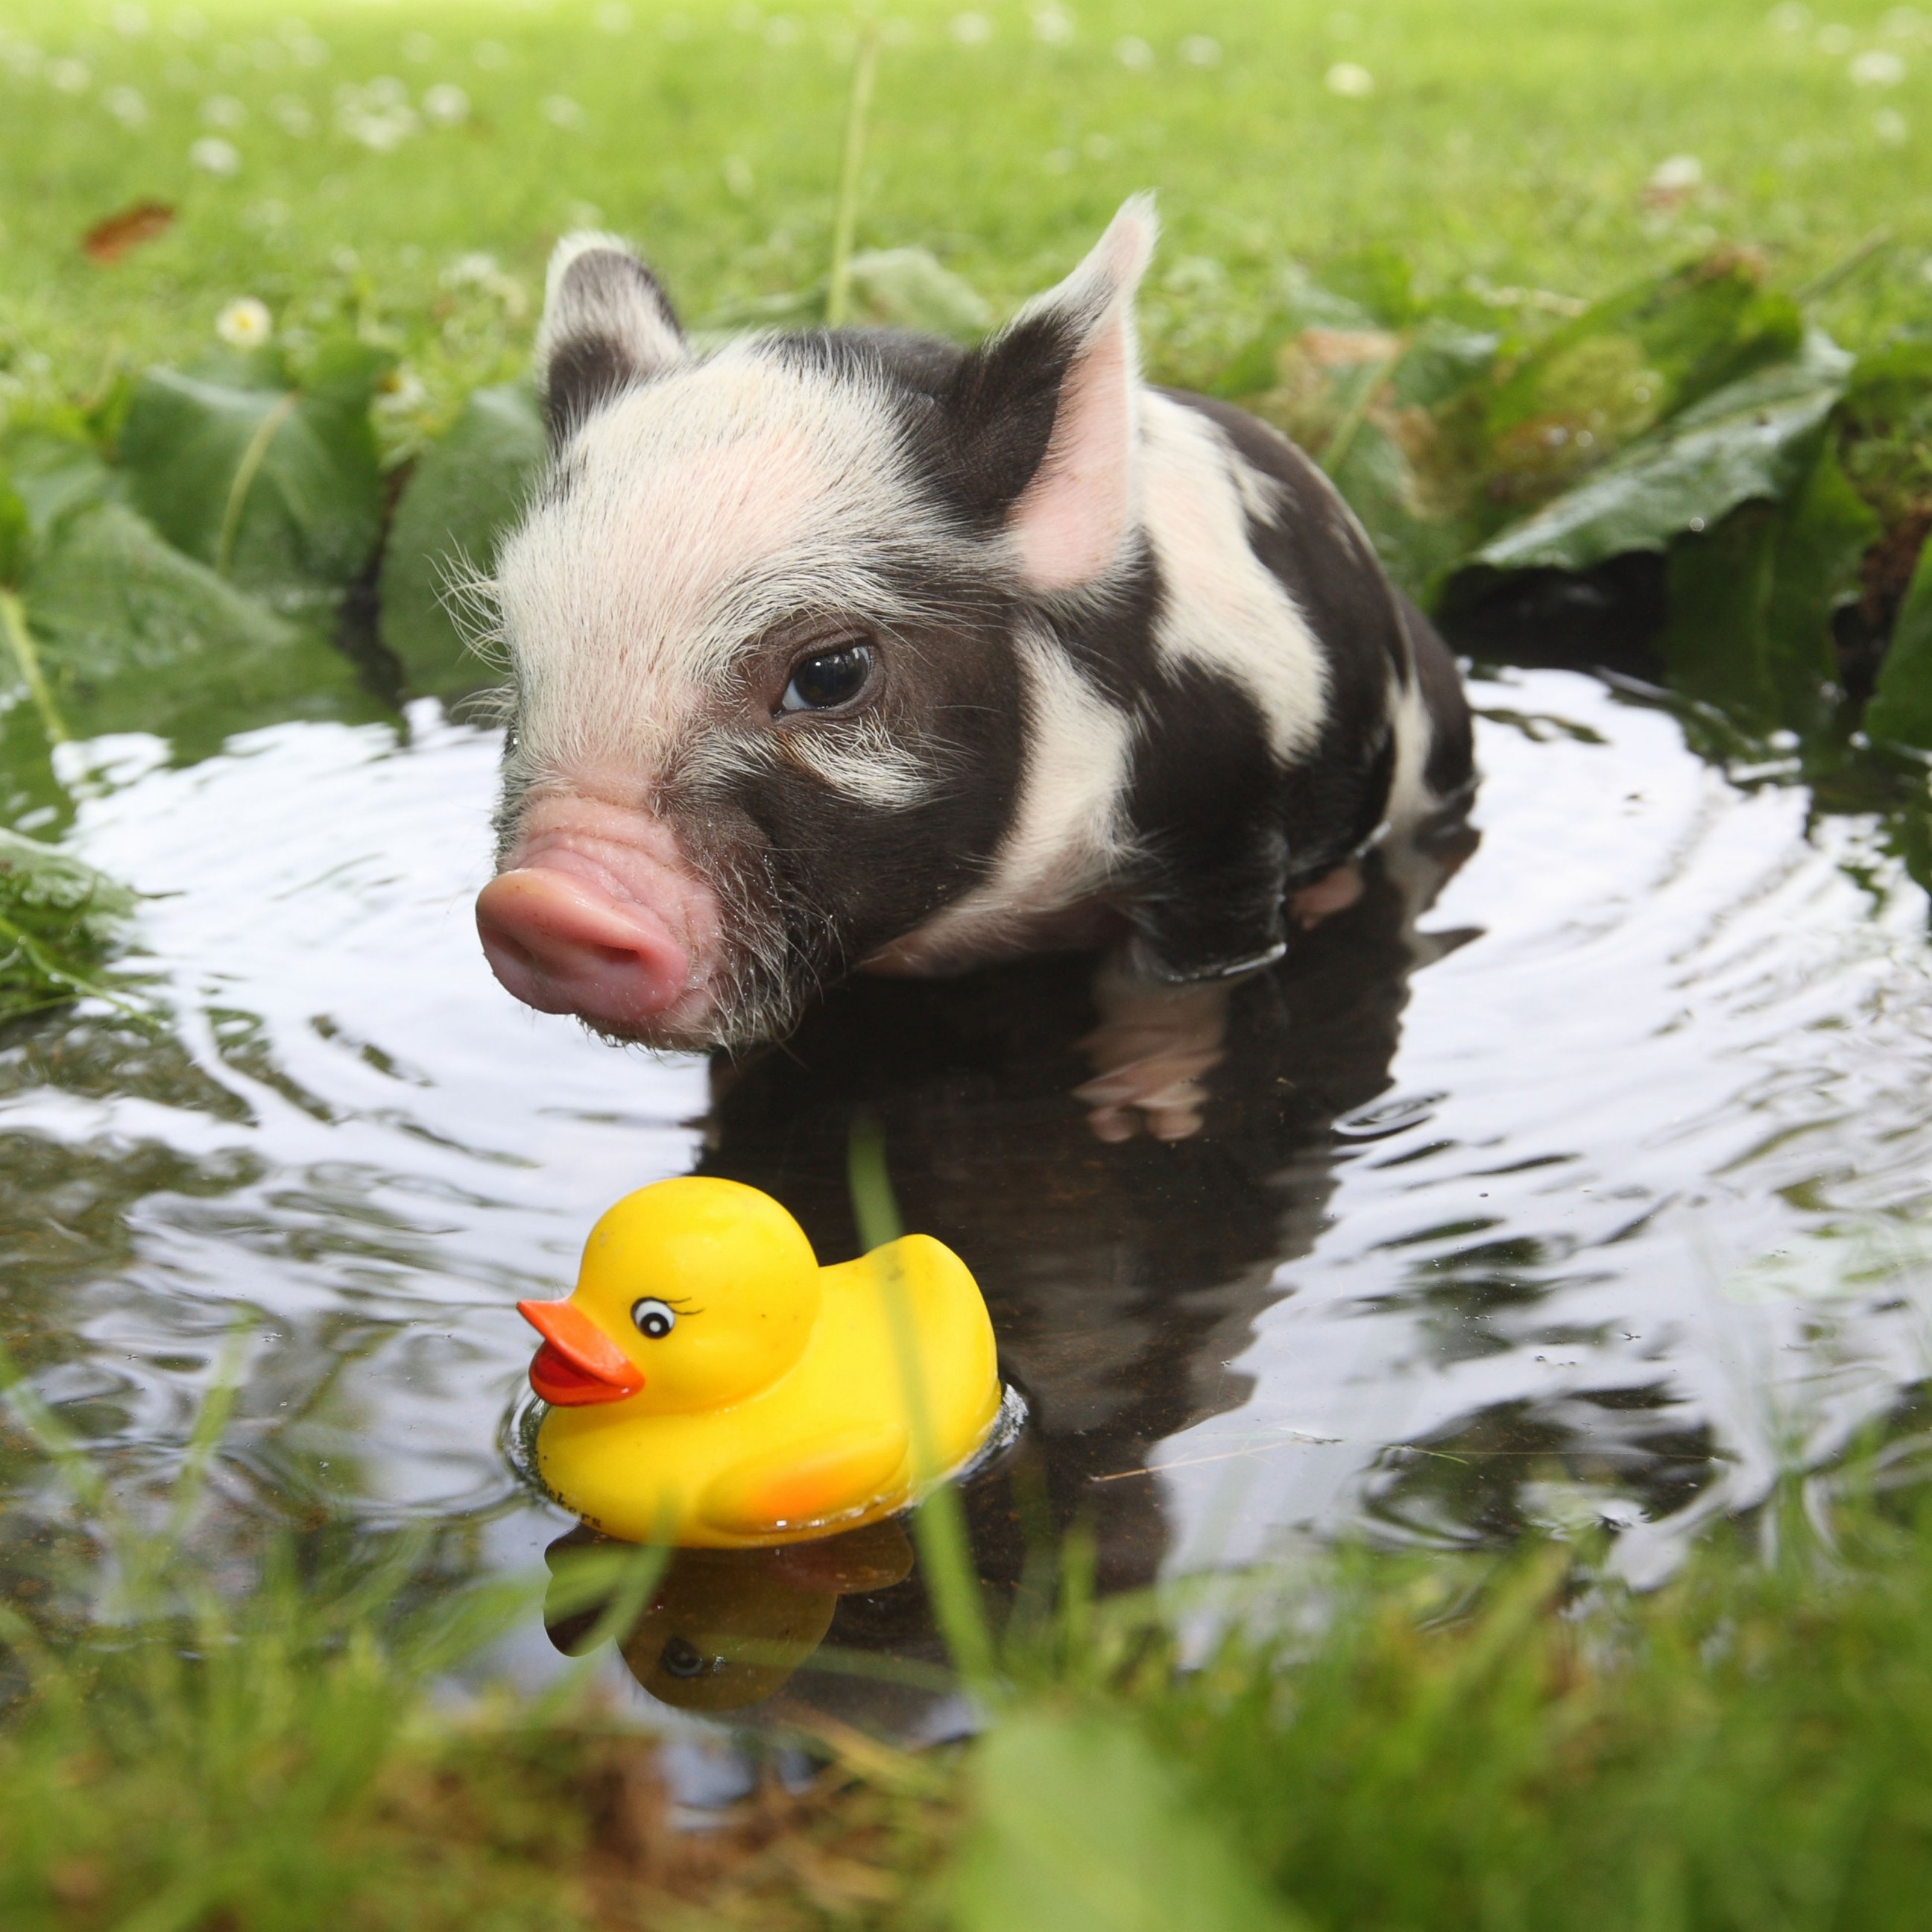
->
[1468,333,1853,578]
[117,341,391,611]
[950,1709,1302,1932]
[1657,432,1878,729]
[80,200,175,265]
[19,500,377,754]
[1866,535,1932,750]
[378,384,546,699]
[0,827,133,1023]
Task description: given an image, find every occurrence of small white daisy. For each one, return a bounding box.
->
[422,83,469,127]
[190,136,242,175]
[215,297,272,347]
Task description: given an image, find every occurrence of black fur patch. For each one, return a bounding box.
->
[543,251,685,442]
[671,601,1026,979]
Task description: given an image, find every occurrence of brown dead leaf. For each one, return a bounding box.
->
[82,200,175,265]
[1298,326,1404,368]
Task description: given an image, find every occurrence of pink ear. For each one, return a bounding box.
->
[1008,198,1157,593]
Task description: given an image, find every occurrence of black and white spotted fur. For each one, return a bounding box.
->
[482,196,1474,1061]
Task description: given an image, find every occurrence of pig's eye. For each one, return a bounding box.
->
[631,1298,677,1339]
[780,642,874,713]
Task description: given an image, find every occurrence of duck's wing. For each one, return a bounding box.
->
[867,1235,1001,1470]
[698,1421,910,1539]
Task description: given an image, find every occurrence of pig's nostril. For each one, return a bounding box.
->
[476,868,692,1026]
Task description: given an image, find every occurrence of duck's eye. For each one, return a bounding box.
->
[631,1297,677,1339]
[780,642,873,713]
[660,1636,712,1679]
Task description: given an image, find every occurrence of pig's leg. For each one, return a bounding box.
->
[1073,961,1234,1142]
[1289,860,1365,927]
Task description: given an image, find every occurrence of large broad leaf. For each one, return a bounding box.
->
[378,385,546,699]
[1866,537,1932,751]
[1483,259,1799,451]
[1329,417,1486,604]
[0,827,133,1023]
[117,341,391,612]
[1656,432,1879,730]
[19,500,379,756]
[1468,333,1853,578]
[949,1709,1302,1932]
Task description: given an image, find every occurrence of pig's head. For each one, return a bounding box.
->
[476,197,1157,1051]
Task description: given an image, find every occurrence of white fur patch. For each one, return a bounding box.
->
[778,714,941,811]
[1137,393,1330,760]
[1380,665,1439,833]
[493,344,963,801]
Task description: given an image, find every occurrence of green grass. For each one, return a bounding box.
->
[10,4,1932,1924]
[13,1411,1932,1931]
[4,0,1932,436]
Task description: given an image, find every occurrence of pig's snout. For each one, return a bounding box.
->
[476,805,723,1039]
[477,870,689,1029]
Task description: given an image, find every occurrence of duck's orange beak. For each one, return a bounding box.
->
[518,1299,645,1406]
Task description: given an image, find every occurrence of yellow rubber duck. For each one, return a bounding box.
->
[517,1176,1002,1547]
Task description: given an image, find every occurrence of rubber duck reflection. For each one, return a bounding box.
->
[544,1518,916,1711]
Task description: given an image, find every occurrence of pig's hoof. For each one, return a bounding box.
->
[1289,861,1364,929]
[1076,966,1231,1142]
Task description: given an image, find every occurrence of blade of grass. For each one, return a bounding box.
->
[165,1313,258,1544]
[848,1114,996,1688]
[1317,351,1399,479]
[0,586,69,745]
[824,25,881,329]
[213,389,299,578]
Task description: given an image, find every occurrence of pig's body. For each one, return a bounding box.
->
[476,199,1474,1135]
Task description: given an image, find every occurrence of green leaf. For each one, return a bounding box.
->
[19,500,379,756]
[0,827,134,1023]
[117,340,391,611]
[1,428,113,550]
[377,385,546,699]
[698,247,991,342]
[1330,417,1485,604]
[847,248,991,338]
[1468,334,1853,578]
[1657,432,1878,730]
[1866,534,1932,750]
[949,1709,1302,1932]
[1484,257,1796,446]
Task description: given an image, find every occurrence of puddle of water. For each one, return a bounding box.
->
[3,667,1931,1740]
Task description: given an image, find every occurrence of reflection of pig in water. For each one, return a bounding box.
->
[473,197,1474,1138]
[582,823,1470,1729]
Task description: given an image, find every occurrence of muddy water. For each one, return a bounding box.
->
[4,667,1931,1746]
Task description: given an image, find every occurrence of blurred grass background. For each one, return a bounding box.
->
[4,0,1932,432]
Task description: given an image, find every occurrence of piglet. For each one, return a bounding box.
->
[475,197,1474,1138]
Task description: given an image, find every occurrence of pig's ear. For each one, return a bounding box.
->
[945,195,1155,592]
[535,232,689,439]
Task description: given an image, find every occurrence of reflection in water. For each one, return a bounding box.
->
[545,1520,915,1712]
[695,820,1476,1612]
[1,672,1931,1730]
